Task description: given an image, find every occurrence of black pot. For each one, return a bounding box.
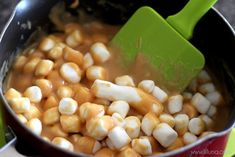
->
[0,0,234,157]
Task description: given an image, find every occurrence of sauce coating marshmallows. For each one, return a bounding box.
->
[5,20,225,157]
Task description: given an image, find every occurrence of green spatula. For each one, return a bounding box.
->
[110,0,217,93]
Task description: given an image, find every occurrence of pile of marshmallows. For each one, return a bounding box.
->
[4,28,223,157]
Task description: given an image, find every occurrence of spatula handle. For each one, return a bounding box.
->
[166,0,217,40]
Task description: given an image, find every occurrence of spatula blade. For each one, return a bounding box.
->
[110,6,205,92]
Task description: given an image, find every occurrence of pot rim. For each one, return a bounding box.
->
[0,1,235,157]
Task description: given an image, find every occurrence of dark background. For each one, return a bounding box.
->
[0,0,234,31]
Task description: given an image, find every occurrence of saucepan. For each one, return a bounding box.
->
[0,0,235,157]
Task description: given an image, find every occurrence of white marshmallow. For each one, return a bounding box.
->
[198,83,215,94]
[83,52,94,69]
[26,118,42,135]
[199,115,213,129]
[152,123,178,148]
[90,42,111,63]
[188,118,205,135]
[108,126,131,150]
[105,137,115,150]
[86,66,107,81]
[10,97,31,114]
[206,91,222,106]
[35,59,54,76]
[183,132,198,145]
[197,70,211,83]
[132,138,152,155]
[141,112,159,136]
[124,116,141,139]
[24,86,42,103]
[115,75,135,87]
[108,100,130,118]
[138,80,155,93]
[4,88,21,102]
[86,116,114,140]
[65,30,82,48]
[52,137,74,151]
[159,113,175,128]
[60,62,82,83]
[59,98,78,115]
[79,102,105,122]
[111,113,126,128]
[168,95,183,114]
[174,114,189,136]
[191,93,211,114]
[39,37,55,51]
[207,105,217,118]
[152,86,168,103]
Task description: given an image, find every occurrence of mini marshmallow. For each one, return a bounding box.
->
[181,103,198,119]
[90,42,111,63]
[24,86,42,103]
[141,112,160,136]
[35,79,53,98]
[152,123,178,148]
[63,46,84,66]
[4,88,21,102]
[86,116,114,140]
[86,66,107,81]
[60,62,82,83]
[10,97,31,114]
[16,114,27,124]
[91,80,163,115]
[48,45,63,60]
[191,93,211,114]
[39,37,55,51]
[49,124,68,137]
[198,83,215,94]
[73,86,93,105]
[24,105,41,120]
[132,138,152,155]
[65,30,83,48]
[115,75,135,87]
[108,126,131,150]
[60,115,82,133]
[112,113,126,128]
[35,59,54,76]
[76,136,102,154]
[43,96,58,110]
[52,137,74,151]
[57,86,74,98]
[152,86,168,103]
[59,98,78,115]
[124,116,141,139]
[138,80,155,93]
[183,132,198,145]
[79,102,105,122]
[23,57,41,73]
[43,107,60,125]
[83,53,94,69]
[207,105,217,118]
[188,118,205,135]
[197,70,211,83]
[199,115,214,129]
[107,100,130,118]
[14,56,27,70]
[159,113,175,128]
[168,95,183,114]
[26,118,42,135]
[174,114,189,136]
[206,91,223,106]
